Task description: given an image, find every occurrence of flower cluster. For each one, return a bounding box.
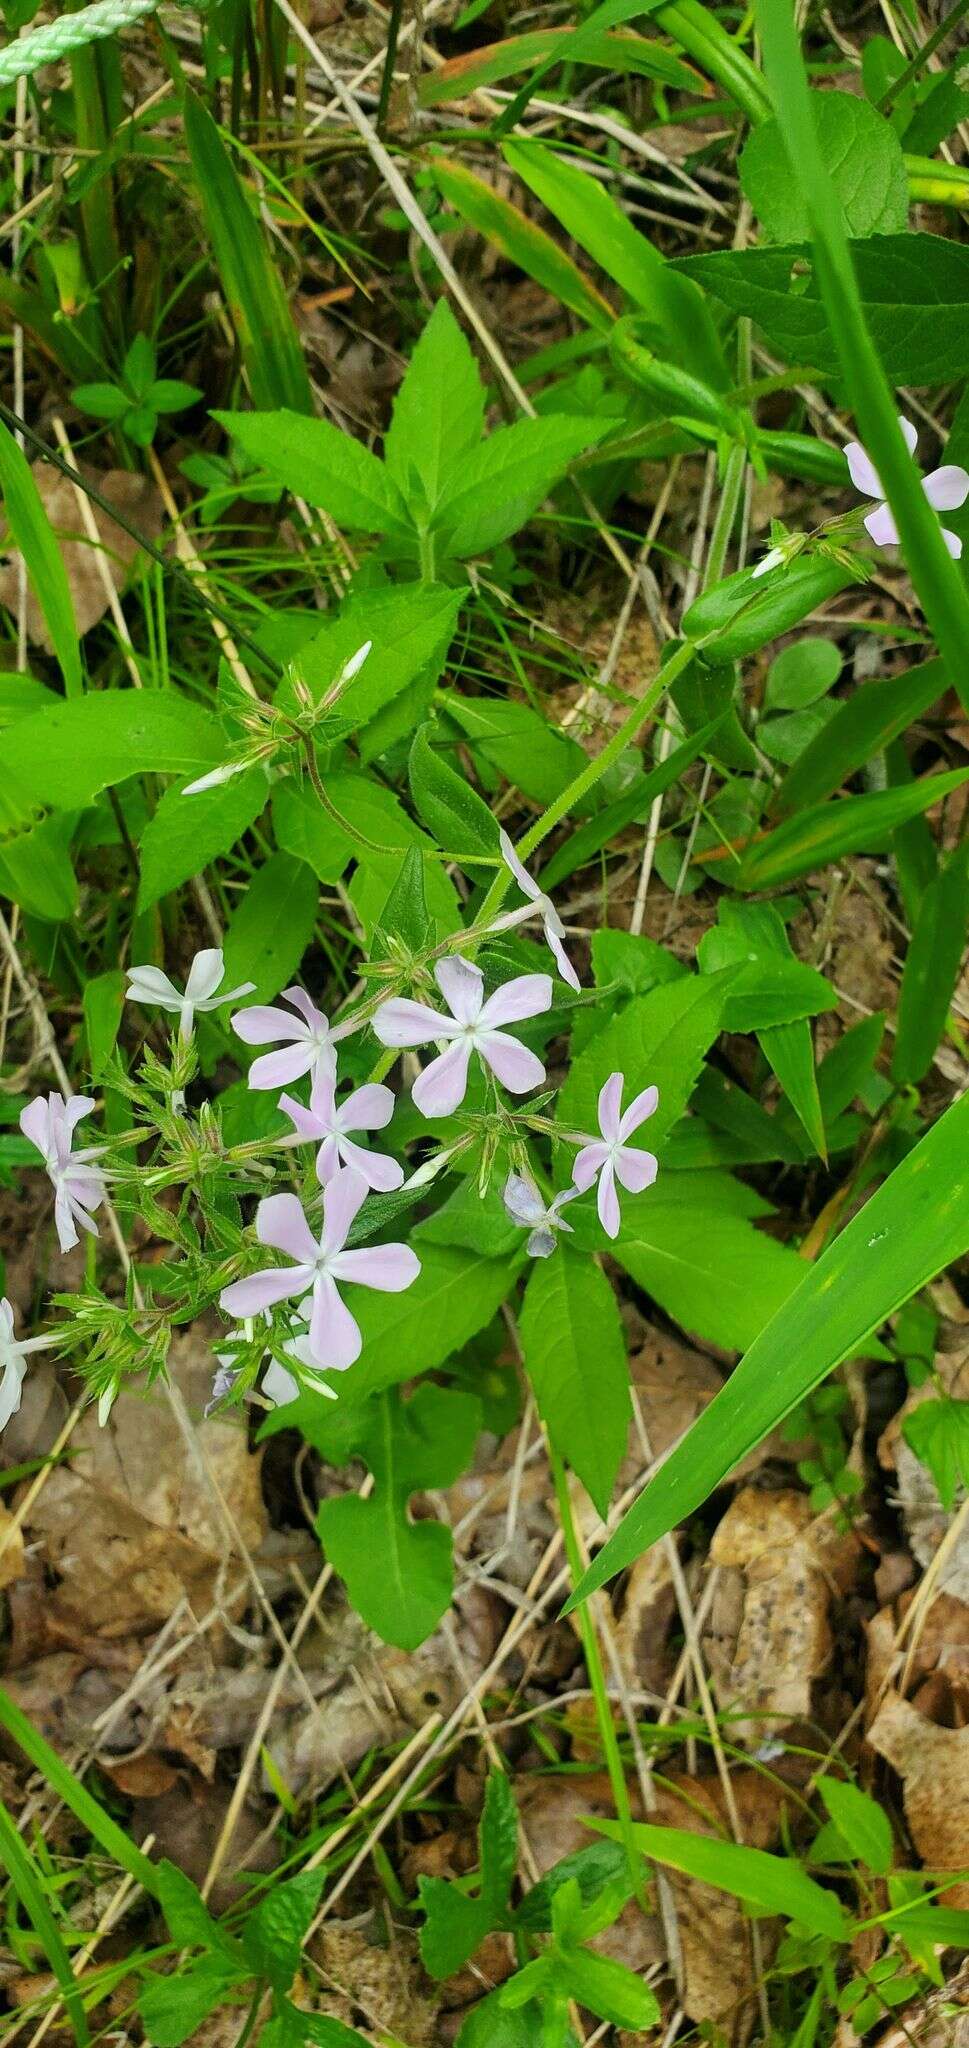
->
[12,836,660,1426]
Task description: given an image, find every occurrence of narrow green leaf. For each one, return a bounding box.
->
[772,658,945,818]
[409,722,498,860]
[0,1799,89,2045]
[736,771,969,889]
[222,852,318,1003]
[431,153,615,330]
[384,299,485,507]
[569,1089,969,1603]
[891,842,969,1086]
[0,418,80,696]
[760,1018,826,1159]
[817,1780,893,1876]
[588,1819,847,1938]
[0,1687,158,1894]
[214,410,411,537]
[519,1248,631,1516]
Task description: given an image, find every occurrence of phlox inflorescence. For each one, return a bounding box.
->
[11,839,660,1427]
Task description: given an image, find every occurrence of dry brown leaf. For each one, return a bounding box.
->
[20,1328,266,1637]
[0,462,163,645]
[878,1332,969,1603]
[307,1924,438,2045]
[706,1487,861,1744]
[867,1689,969,1906]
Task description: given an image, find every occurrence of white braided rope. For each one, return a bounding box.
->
[0,0,162,88]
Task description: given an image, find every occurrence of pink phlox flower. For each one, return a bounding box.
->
[571,1071,659,1241]
[845,415,969,560]
[373,956,552,1118]
[262,1330,339,1409]
[495,832,580,992]
[0,1295,59,1431]
[280,1068,403,1192]
[19,1092,106,1254]
[232,985,353,1091]
[502,1172,579,1258]
[126,948,255,1040]
[218,1167,420,1372]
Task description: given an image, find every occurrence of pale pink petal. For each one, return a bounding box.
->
[373,997,458,1048]
[19,1098,51,1156]
[281,986,326,1031]
[256,1192,320,1265]
[614,1144,658,1195]
[477,973,552,1030]
[596,1158,621,1240]
[307,1272,361,1371]
[337,1137,404,1191]
[435,955,484,1025]
[220,1266,305,1318]
[279,1092,325,1141]
[62,1094,96,1141]
[219,981,256,1006]
[545,922,580,993]
[499,828,540,903]
[320,1164,368,1257]
[618,1084,659,1142]
[308,1068,337,1125]
[412,1039,472,1117]
[340,1082,395,1132]
[898,416,919,458]
[597,1072,624,1144]
[248,1043,317,1091]
[53,1187,80,1253]
[316,1135,341,1183]
[572,1140,609,1191]
[184,948,224,1002]
[262,1358,300,1407]
[922,465,969,512]
[232,1004,306,1047]
[331,1242,420,1291]
[864,502,899,547]
[941,528,964,560]
[844,441,882,499]
[126,965,181,1007]
[478,1030,545,1095]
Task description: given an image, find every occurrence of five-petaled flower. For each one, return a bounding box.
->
[280,1069,403,1191]
[495,832,581,991]
[219,1169,420,1371]
[502,1172,578,1258]
[0,1296,59,1431]
[846,416,969,560]
[126,948,255,1041]
[373,956,552,1117]
[232,986,352,1091]
[20,1092,107,1253]
[572,1072,659,1240]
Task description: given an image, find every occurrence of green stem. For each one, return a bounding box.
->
[417,526,437,583]
[549,1440,643,1905]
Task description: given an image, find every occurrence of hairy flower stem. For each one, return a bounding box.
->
[549,1440,644,1907]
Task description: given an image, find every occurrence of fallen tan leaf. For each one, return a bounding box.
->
[0,1504,25,1590]
[867,1689,969,1906]
[0,462,163,645]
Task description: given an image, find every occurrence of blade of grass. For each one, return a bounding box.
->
[0,418,81,696]
[0,1797,90,2045]
[755,0,969,715]
[0,1687,159,1896]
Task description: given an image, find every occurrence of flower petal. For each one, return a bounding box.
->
[898,415,919,458]
[544,921,581,993]
[922,465,969,513]
[864,501,899,548]
[614,1144,658,1195]
[184,948,225,1002]
[281,986,326,1031]
[316,1135,341,1184]
[308,1067,338,1127]
[19,1098,51,1157]
[337,1136,404,1191]
[412,1039,472,1117]
[321,1164,369,1257]
[126,965,182,1009]
[941,527,964,560]
[844,441,883,499]
[217,981,256,1007]
[340,1082,395,1133]
[618,1083,659,1142]
[499,828,540,904]
[280,1091,326,1142]
[596,1158,621,1240]
[262,1358,300,1407]
[307,1272,361,1370]
[597,1072,624,1144]
[435,955,484,1025]
[247,1044,317,1091]
[331,1242,420,1292]
[373,997,457,1048]
[256,1191,320,1264]
[220,1266,307,1318]
[0,1357,26,1430]
[503,1171,547,1226]
[572,1140,609,1191]
[232,1004,305,1047]
[478,1030,545,1096]
[477,972,553,1030]
[53,1188,80,1253]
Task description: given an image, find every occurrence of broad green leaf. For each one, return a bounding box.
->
[560,1948,660,2030]
[433,414,607,558]
[273,769,445,888]
[611,1190,804,1352]
[588,1820,847,1938]
[456,1991,542,2047]
[0,811,77,920]
[765,637,841,711]
[137,1962,242,2048]
[316,1384,481,1649]
[419,1771,518,1978]
[570,1089,969,1603]
[736,771,969,889]
[817,1780,893,1876]
[772,658,944,818]
[760,1019,825,1159]
[817,1014,885,1123]
[184,92,312,414]
[515,1842,630,1932]
[431,153,615,331]
[137,767,268,912]
[277,582,464,733]
[740,92,909,241]
[241,1869,326,1992]
[221,852,318,1002]
[697,902,835,1032]
[0,692,222,822]
[384,298,485,507]
[683,557,856,664]
[409,721,498,859]
[155,1861,239,1958]
[0,673,57,727]
[348,1244,519,1397]
[557,970,733,1153]
[0,419,80,697]
[350,844,460,943]
[902,1397,969,1513]
[519,1248,631,1516]
[83,969,125,1082]
[676,234,969,384]
[891,842,969,1086]
[214,410,411,538]
[447,695,585,808]
[505,138,726,388]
